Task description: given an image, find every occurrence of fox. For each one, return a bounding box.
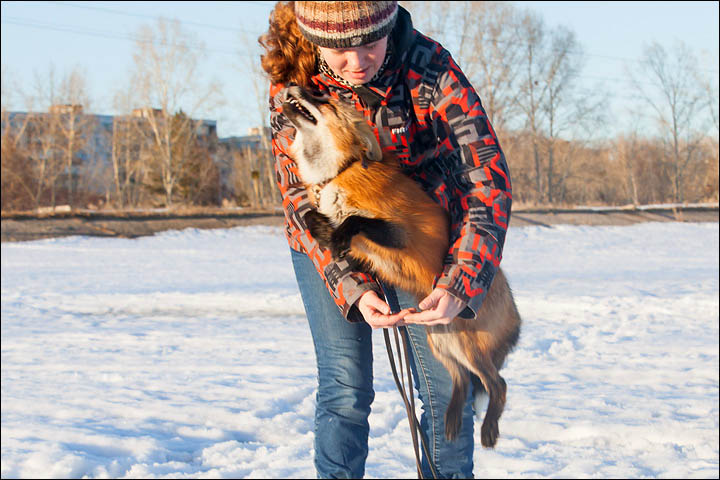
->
[280,85,522,448]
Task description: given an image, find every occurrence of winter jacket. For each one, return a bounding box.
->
[269,6,512,322]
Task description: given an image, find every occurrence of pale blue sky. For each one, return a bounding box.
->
[1,1,718,138]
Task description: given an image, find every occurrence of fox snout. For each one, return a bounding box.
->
[281,86,333,128]
[282,85,328,104]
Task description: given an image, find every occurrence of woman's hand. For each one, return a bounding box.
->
[403,288,467,326]
[357,290,414,329]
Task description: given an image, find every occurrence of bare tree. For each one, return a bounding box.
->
[515,12,561,204]
[2,65,15,112]
[449,2,525,131]
[701,73,719,135]
[4,65,98,209]
[109,86,149,208]
[238,26,281,208]
[514,10,604,205]
[1,111,37,210]
[1,67,37,210]
[631,40,706,203]
[27,112,66,208]
[614,129,642,207]
[52,68,95,207]
[699,67,719,202]
[165,110,220,206]
[130,17,224,207]
[18,67,67,208]
[110,118,144,208]
[467,2,525,131]
[514,11,547,203]
[228,147,253,206]
[400,1,457,49]
[537,24,579,204]
[400,2,526,132]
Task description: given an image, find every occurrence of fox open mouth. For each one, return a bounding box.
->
[283,95,317,125]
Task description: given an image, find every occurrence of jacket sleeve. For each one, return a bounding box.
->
[428,54,513,317]
[268,84,381,322]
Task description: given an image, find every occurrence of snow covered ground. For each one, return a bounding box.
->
[1,221,718,478]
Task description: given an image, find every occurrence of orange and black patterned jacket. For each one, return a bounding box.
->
[269,7,512,322]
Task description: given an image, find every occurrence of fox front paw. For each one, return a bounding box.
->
[330,223,356,259]
[331,239,351,259]
[303,210,333,249]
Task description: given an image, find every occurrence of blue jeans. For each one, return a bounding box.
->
[291,249,475,479]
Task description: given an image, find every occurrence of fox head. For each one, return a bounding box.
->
[281,85,382,185]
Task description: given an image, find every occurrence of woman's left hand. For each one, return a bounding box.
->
[403,288,467,326]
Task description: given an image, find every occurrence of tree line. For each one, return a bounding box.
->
[404,1,718,207]
[1,2,718,213]
[1,17,278,212]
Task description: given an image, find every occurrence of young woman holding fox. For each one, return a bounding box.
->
[260,2,514,477]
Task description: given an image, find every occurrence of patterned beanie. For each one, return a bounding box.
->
[294,1,398,48]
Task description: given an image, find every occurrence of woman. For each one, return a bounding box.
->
[260,1,512,477]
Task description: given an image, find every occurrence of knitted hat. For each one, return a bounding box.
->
[294,1,398,48]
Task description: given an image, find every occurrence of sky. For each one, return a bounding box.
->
[1,1,719,139]
[2,220,718,478]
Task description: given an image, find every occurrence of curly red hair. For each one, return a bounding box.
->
[259,1,317,87]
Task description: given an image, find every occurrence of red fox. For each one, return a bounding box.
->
[281,85,522,448]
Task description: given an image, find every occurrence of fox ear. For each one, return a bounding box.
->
[358,123,382,162]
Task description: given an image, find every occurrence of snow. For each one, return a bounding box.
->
[1,221,718,479]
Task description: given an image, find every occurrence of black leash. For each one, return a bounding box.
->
[379,282,439,480]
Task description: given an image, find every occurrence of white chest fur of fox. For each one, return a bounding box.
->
[281,85,521,448]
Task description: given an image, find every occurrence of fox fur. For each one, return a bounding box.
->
[281,85,521,448]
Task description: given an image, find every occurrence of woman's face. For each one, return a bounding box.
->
[317,36,388,85]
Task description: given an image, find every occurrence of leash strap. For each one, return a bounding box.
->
[379,282,439,479]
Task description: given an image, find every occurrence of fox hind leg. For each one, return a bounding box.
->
[465,349,507,448]
[444,365,470,442]
[427,336,471,442]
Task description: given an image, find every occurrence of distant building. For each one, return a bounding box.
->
[214,126,272,203]
[2,106,279,207]
[218,126,270,151]
[4,105,218,147]
[2,105,220,195]
[48,104,84,115]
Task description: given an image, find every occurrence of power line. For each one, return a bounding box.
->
[0,15,702,91]
[42,0,267,35]
[3,11,717,90]
[1,16,260,57]
[12,1,720,75]
[446,33,719,74]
